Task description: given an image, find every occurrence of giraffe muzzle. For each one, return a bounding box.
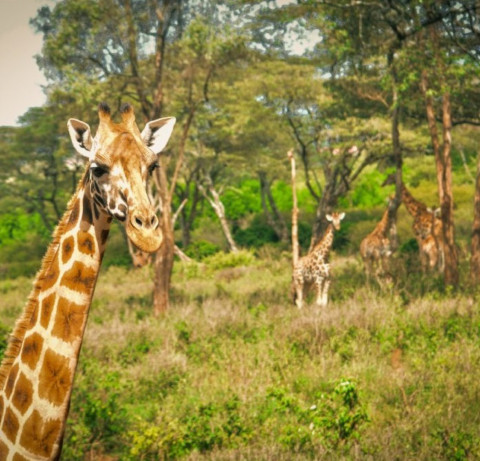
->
[126,211,163,253]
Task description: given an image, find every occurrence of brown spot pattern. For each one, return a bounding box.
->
[82,194,93,225]
[28,299,39,329]
[5,363,19,399]
[13,454,29,461]
[101,229,110,245]
[41,258,59,291]
[20,410,61,457]
[21,333,44,370]
[78,231,95,256]
[52,297,86,343]
[62,236,74,264]
[38,349,71,406]
[65,200,80,232]
[2,407,19,443]
[40,293,56,329]
[12,372,33,415]
[0,440,8,460]
[60,261,96,293]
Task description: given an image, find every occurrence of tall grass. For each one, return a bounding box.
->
[0,250,479,460]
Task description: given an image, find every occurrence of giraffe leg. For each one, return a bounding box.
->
[294,280,304,309]
[321,278,331,307]
[315,279,324,307]
[363,259,372,285]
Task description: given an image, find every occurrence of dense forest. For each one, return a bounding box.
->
[1,0,480,459]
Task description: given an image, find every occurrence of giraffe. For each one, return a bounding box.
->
[382,174,444,273]
[401,185,445,273]
[360,196,397,286]
[422,206,445,272]
[292,212,345,309]
[0,103,175,461]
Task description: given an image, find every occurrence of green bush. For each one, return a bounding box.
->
[234,215,279,248]
[184,239,220,260]
[202,249,255,270]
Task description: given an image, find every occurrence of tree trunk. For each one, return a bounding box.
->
[258,171,288,243]
[199,183,239,253]
[388,47,402,249]
[153,218,174,315]
[153,160,174,315]
[420,68,458,286]
[288,149,299,266]
[470,150,480,283]
[440,93,458,285]
[309,186,334,251]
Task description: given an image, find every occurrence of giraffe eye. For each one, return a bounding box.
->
[90,163,109,178]
[148,161,159,175]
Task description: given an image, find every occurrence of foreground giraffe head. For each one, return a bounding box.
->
[67,103,175,253]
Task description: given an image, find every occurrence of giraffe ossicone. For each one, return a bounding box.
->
[0,103,175,461]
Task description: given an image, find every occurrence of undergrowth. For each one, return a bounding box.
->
[0,253,479,460]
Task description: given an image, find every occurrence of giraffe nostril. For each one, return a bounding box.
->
[135,216,143,227]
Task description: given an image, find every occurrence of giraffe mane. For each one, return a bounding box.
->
[0,171,88,389]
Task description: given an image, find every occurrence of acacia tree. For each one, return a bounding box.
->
[251,0,479,282]
[32,0,248,313]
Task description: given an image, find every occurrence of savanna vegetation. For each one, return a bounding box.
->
[1,0,480,459]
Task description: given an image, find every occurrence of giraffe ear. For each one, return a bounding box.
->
[142,117,176,154]
[339,212,345,220]
[326,214,333,222]
[68,118,94,159]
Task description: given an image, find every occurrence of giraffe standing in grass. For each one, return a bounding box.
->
[400,184,444,272]
[382,174,444,273]
[292,212,345,309]
[0,103,175,460]
[422,206,445,272]
[360,196,397,286]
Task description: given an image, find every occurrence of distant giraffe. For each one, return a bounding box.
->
[0,103,175,460]
[360,196,397,285]
[383,174,443,273]
[422,207,445,272]
[292,212,345,308]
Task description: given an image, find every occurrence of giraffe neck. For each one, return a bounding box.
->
[401,184,427,218]
[0,173,111,461]
[376,207,396,238]
[313,223,335,260]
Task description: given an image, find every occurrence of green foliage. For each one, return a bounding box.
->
[339,169,390,209]
[64,361,127,459]
[184,240,220,260]
[0,212,49,245]
[258,379,369,454]
[202,249,255,270]
[234,215,279,248]
[0,322,11,363]
[222,179,262,220]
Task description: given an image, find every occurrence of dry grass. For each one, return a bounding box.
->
[0,253,479,460]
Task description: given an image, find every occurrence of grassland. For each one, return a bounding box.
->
[1,247,479,460]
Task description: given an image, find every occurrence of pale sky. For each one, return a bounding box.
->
[0,0,319,127]
[0,0,48,126]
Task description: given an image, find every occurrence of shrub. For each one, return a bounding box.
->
[202,249,255,270]
[234,215,279,248]
[185,239,220,260]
